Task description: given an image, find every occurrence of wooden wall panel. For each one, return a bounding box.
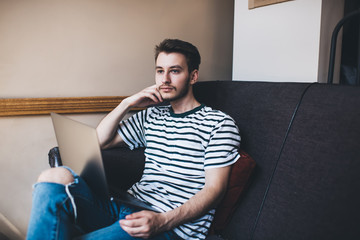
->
[0,96,140,117]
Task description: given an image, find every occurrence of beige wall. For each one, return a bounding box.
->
[0,0,234,98]
[0,0,234,237]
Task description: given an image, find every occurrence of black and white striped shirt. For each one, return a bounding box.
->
[118,104,241,239]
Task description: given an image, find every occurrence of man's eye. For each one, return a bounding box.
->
[171,69,180,74]
[157,70,164,74]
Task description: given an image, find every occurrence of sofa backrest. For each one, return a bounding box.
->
[248,84,360,240]
[194,81,312,239]
[194,81,360,239]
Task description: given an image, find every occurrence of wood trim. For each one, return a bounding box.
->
[249,0,292,9]
[0,96,141,117]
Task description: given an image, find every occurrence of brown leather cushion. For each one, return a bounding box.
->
[210,149,256,234]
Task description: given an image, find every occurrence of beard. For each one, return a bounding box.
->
[159,76,191,102]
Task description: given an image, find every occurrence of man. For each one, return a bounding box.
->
[26,39,240,240]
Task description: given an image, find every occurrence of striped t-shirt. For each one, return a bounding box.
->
[118,104,241,239]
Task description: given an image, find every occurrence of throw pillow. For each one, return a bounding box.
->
[210,149,256,234]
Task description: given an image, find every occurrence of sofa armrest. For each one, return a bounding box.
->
[48,147,62,167]
[48,146,145,191]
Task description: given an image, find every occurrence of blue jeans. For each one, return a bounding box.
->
[26,167,181,240]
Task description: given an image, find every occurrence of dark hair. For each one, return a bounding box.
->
[155,39,201,73]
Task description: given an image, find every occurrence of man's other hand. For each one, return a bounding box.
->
[119,210,168,239]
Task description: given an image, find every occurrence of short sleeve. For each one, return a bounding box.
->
[117,109,148,150]
[204,116,241,169]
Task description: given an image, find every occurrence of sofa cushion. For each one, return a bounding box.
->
[205,235,224,240]
[102,147,145,191]
[210,149,256,234]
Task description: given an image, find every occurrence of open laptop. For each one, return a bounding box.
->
[50,112,158,212]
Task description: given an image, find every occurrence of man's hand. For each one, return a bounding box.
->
[96,84,163,149]
[119,210,168,239]
[123,85,163,109]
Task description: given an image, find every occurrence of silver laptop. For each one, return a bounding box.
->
[50,112,158,212]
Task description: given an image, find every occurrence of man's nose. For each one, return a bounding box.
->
[162,72,171,83]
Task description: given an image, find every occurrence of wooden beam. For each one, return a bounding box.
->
[0,96,140,117]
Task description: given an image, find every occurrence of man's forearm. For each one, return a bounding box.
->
[97,85,163,149]
[161,184,226,232]
[160,166,231,234]
[96,100,131,149]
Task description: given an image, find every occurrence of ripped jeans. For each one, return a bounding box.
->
[26,167,181,240]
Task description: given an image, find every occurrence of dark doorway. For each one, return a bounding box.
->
[340,0,360,85]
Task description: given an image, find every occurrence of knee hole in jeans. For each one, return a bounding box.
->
[37,167,74,185]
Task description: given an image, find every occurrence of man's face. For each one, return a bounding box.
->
[155,52,193,102]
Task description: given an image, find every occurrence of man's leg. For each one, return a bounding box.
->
[26,167,120,240]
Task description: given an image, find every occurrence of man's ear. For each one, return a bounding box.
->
[190,70,199,85]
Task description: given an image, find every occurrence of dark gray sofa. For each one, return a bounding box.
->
[51,81,360,239]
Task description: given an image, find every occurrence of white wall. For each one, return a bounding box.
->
[233,0,323,82]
